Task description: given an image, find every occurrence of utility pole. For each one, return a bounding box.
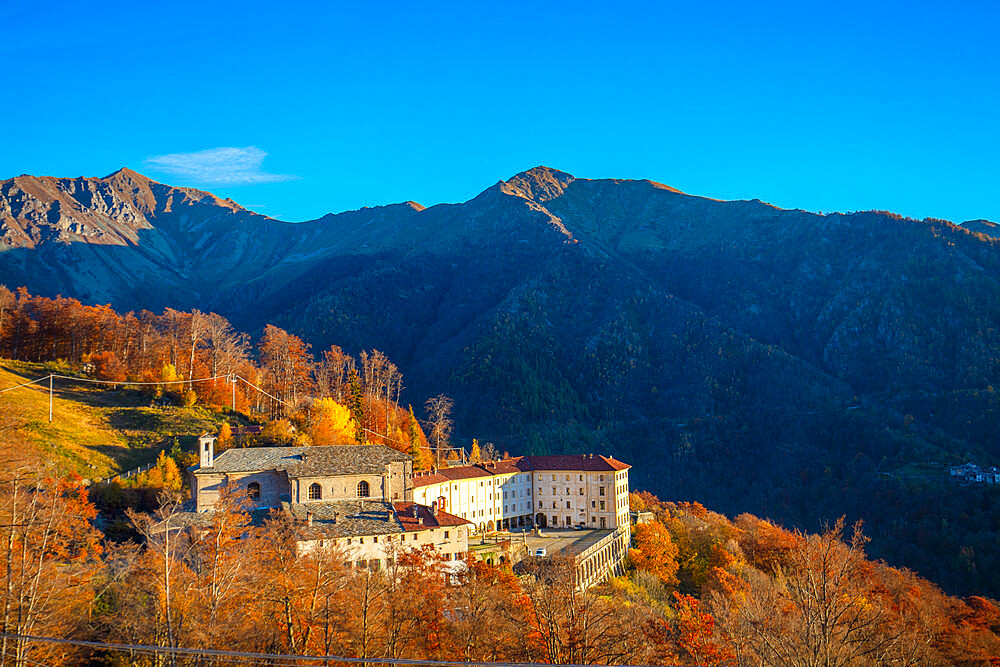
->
[230,374,237,413]
[48,374,53,422]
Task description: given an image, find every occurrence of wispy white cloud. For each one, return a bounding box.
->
[144,146,297,185]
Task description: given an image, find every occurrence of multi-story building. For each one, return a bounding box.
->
[289,499,471,570]
[186,435,470,570]
[185,436,629,568]
[190,435,414,512]
[412,454,631,537]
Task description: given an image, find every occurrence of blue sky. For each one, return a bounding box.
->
[4,0,998,222]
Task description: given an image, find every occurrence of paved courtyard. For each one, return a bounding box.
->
[500,527,613,557]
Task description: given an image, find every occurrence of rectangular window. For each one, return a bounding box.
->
[539,501,543,508]
[373,536,378,543]
[591,500,596,508]
[347,538,352,545]
[565,501,571,509]
[600,486,605,496]
[600,501,606,510]
[552,502,556,509]
[444,531,449,539]
[552,488,556,495]
[413,534,418,541]
[565,475,569,481]
[579,488,584,495]
[599,475,604,481]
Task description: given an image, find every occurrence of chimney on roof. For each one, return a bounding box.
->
[430,501,438,516]
[306,511,314,527]
[332,511,338,524]
[417,516,424,526]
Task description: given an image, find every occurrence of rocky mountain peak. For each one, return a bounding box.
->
[103,167,152,182]
[499,166,576,203]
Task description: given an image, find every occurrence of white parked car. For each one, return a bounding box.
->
[534,547,547,557]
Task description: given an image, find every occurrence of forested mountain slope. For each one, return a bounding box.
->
[4,166,1000,596]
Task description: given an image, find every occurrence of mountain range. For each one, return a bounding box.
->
[4,165,1000,596]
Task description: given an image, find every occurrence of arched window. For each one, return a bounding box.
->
[309,483,322,500]
[247,481,261,500]
[357,480,370,498]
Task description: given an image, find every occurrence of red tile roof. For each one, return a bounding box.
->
[519,454,631,472]
[411,470,451,487]
[478,459,523,475]
[393,502,472,531]
[410,454,630,488]
[411,463,497,488]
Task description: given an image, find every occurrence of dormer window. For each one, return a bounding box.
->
[247,482,261,500]
[309,483,322,500]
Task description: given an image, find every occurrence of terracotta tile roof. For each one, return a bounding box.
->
[478,459,523,475]
[440,465,493,481]
[411,470,452,487]
[411,464,492,487]
[412,454,630,487]
[393,502,472,531]
[520,454,631,472]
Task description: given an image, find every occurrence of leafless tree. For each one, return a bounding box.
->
[424,394,454,467]
[712,519,905,667]
[204,312,250,377]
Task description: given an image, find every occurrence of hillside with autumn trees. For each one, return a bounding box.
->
[5,165,1000,604]
[0,436,998,667]
[0,286,443,474]
[0,286,999,663]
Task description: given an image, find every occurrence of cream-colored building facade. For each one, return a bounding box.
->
[413,454,631,537]
[291,500,471,571]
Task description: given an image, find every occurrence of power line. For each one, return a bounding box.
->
[2,371,419,450]
[0,372,234,393]
[0,633,687,667]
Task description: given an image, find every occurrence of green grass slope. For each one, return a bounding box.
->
[0,361,227,479]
